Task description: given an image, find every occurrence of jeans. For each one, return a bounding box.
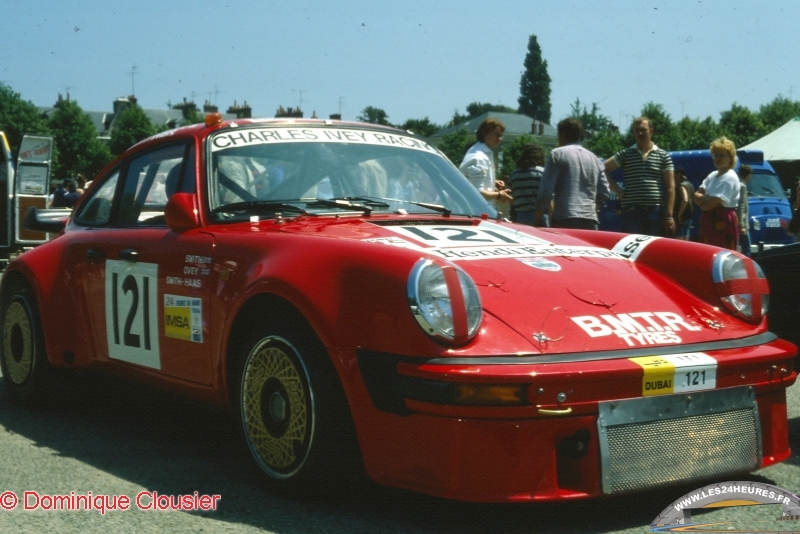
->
[620,205,663,236]
[552,218,599,230]
[515,210,549,227]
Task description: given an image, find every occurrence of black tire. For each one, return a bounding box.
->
[233,320,362,495]
[0,278,50,404]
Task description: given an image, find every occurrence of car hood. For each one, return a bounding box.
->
[272,216,762,354]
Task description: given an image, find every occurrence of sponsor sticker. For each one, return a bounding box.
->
[375,221,626,262]
[630,352,717,397]
[164,294,203,343]
[517,256,561,271]
[611,234,659,261]
[571,311,702,347]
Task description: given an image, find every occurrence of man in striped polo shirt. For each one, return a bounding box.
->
[604,117,675,237]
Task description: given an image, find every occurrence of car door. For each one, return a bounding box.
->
[71,142,215,385]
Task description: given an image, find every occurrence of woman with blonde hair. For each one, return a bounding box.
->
[693,137,740,249]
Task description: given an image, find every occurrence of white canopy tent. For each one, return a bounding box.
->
[742,117,800,186]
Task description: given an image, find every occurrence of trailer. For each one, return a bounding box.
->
[0,133,57,268]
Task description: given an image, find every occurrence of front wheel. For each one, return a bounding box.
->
[0,278,50,404]
[240,335,316,480]
[234,323,361,494]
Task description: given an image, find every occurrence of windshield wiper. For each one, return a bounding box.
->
[211,200,308,215]
[307,198,373,215]
[334,195,452,216]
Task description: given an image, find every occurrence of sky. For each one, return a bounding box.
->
[2,0,799,131]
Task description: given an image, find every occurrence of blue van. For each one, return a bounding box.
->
[670,149,792,254]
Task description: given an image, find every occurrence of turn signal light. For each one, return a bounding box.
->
[454,384,526,405]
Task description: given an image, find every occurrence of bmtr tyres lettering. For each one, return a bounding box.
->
[571,311,701,346]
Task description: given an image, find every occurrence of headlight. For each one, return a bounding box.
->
[752,218,761,231]
[712,251,769,322]
[407,259,482,345]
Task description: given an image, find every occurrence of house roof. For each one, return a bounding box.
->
[427,111,557,147]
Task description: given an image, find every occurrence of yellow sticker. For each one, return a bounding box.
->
[164,294,203,343]
[630,353,717,397]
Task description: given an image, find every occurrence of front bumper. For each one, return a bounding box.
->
[347,334,796,502]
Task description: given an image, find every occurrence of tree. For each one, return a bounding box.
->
[48,96,112,179]
[758,95,800,133]
[718,103,763,148]
[398,117,441,138]
[0,82,51,157]
[624,102,677,150]
[586,128,624,159]
[517,34,551,123]
[437,128,473,167]
[109,103,156,156]
[357,106,391,126]
[451,102,517,126]
[498,133,544,179]
[673,116,721,151]
[570,98,612,138]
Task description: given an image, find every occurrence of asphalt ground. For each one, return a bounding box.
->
[1,368,800,533]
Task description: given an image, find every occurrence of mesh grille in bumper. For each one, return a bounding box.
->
[598,387,760,495]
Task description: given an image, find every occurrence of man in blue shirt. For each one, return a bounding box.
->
[535,118,609,230]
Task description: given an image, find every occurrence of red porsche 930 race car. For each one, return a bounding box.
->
[1,116,795,503]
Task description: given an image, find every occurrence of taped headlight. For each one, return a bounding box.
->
[407,259,482,345]
[712,251,769,322]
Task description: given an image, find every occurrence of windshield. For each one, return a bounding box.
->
[748,172,787,199]
[207,126,494,221]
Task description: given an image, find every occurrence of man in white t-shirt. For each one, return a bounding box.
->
[459,118,512,213]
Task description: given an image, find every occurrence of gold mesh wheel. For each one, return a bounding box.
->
[240,336,314,479]
[2,300,34,385]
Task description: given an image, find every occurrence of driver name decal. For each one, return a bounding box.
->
[571,311,702,346]
[211,127,437,153]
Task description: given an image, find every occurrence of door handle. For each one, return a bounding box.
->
[87,248,105,262]
[119,249,139,262]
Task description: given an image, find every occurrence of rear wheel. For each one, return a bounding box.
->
[0,278,50,404]
[234,320,361,494]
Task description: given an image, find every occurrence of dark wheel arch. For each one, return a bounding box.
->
[227,294,363,495]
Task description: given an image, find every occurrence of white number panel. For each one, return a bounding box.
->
[104,260,161,369]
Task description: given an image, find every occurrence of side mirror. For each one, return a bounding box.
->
[22,206,68,234]
[165,193,200,232]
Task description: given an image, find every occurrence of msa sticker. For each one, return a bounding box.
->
[105,260,160,369]
[164,295,203,343]
[211,128,437,154]
[571,311,702,347]
[378,221,624,261]
[518,257,561,271]
[611,234,660,261]
[630,353,717,397]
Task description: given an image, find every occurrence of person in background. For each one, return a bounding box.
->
[672,167,695,240]
[604,117,675,236]
[76,173,88,195]
[736,164,752,256]
[63,179,82,208]
[535,117,609,230]
[508,143,546,226]
[694,137,740,250]
[459,118,512,213]
[49,178,69,208]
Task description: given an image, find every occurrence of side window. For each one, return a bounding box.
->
[74,169,119,226]
[117,144,189,227]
